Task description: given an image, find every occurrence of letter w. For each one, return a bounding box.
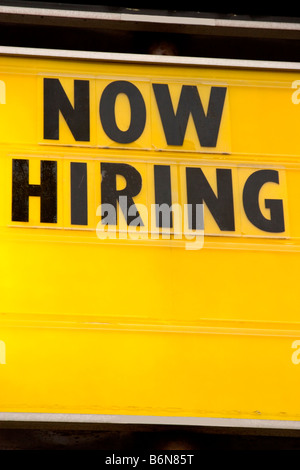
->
[152,84,226,147]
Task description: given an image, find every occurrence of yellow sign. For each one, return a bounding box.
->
[1,52,300,426]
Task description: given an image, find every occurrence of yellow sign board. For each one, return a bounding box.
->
[1,52,300,426]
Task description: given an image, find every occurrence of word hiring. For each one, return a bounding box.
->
[11,160,285,237]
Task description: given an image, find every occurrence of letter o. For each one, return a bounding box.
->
[99,81,146,144]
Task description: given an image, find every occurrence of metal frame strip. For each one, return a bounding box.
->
[1,44,300,71]
[1,412,300,430]
[0,5,299,33]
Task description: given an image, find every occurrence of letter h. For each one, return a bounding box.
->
[12,159,57,223]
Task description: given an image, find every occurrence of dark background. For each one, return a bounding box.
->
[1,1,300,451]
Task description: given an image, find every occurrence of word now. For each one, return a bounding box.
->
[43,78,227,147]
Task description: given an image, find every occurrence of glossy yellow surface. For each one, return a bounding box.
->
[1,54,300,423]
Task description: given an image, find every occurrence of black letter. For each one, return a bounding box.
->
[152,84,226,147]
[12,159,57,223]
[44,78,90,141]
[99,81,146,143]
[101,162,143,225]
[71,162,88,225]
[154,165,172,228]
[186,167,235,231]
[243,170,285,233]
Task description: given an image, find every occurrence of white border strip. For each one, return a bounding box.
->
[1,412,300,430]
[0,5,300,33]
[1,44,300,71]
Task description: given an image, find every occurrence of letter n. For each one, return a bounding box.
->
[186,167,235,231]
[43,78,90,141]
